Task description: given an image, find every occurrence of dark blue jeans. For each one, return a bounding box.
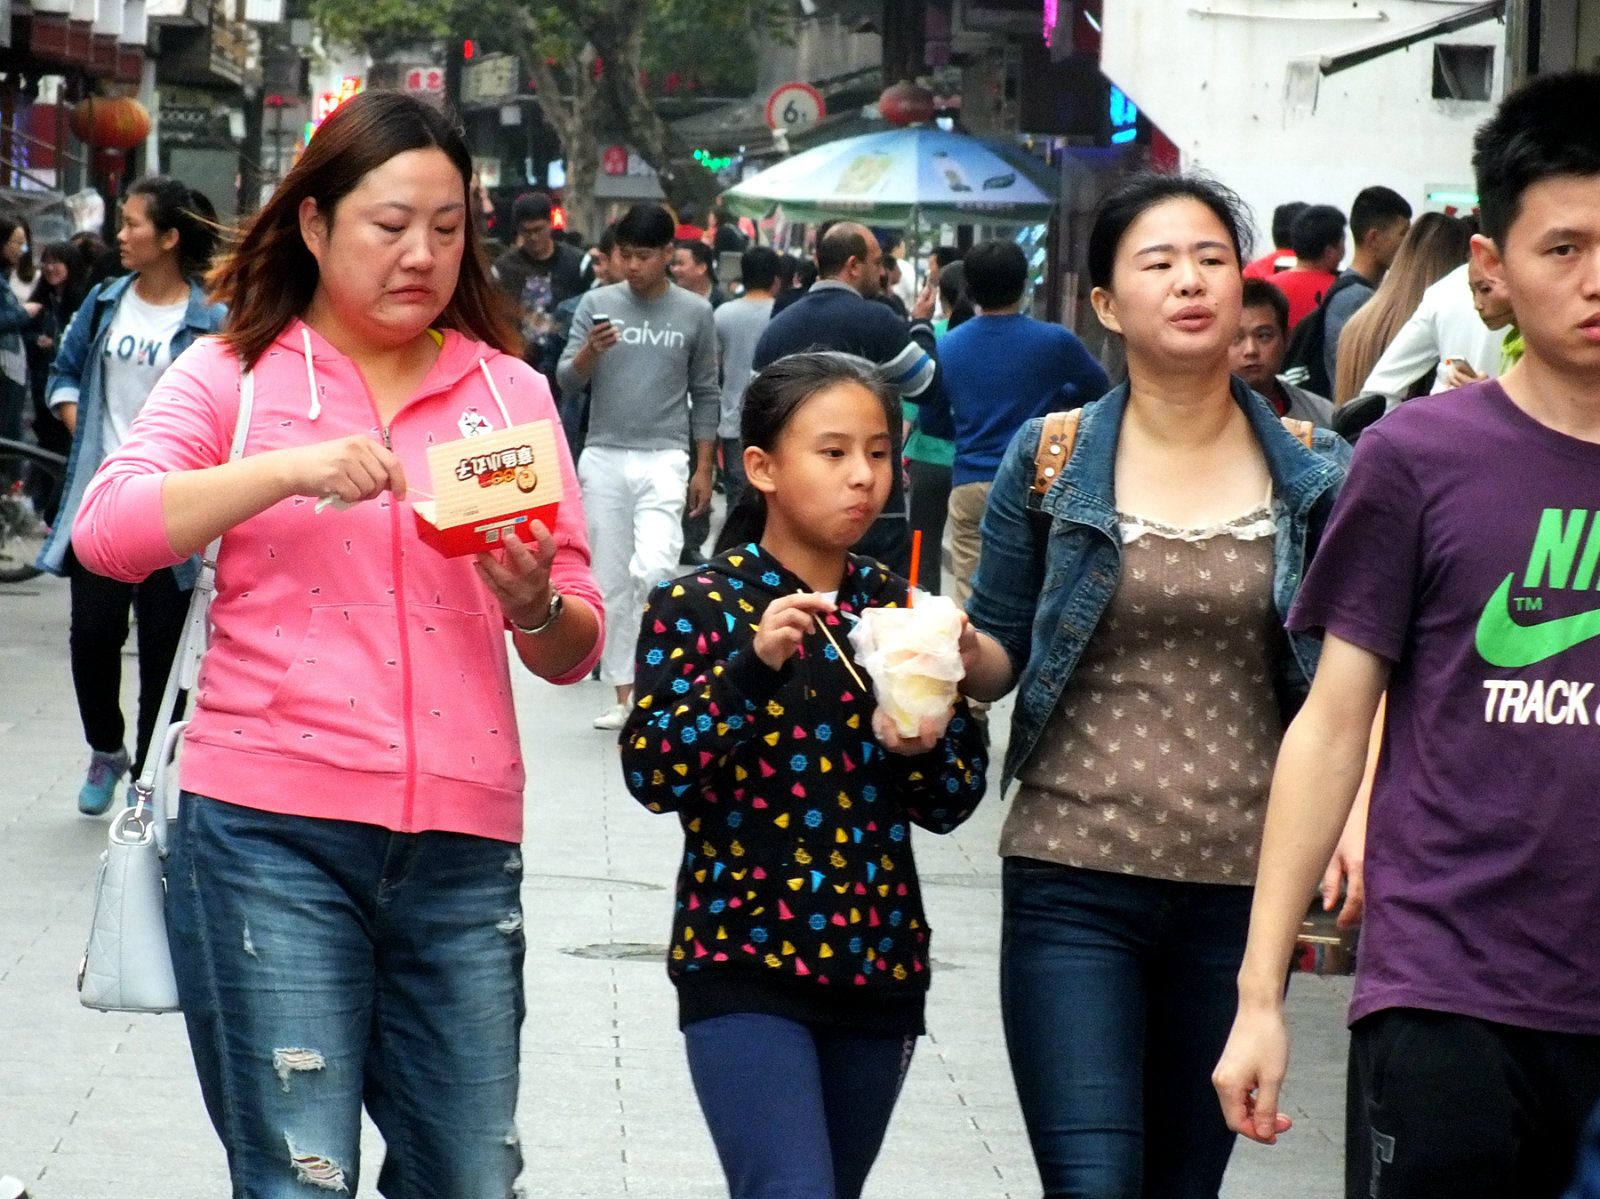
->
[166,794,526,1199]
[1000,857,1253,1199]
[684,1012,916,1199]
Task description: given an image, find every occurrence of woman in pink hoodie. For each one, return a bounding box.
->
[72,91,602,1196]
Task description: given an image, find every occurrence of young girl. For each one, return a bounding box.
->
[621,350,987,1199]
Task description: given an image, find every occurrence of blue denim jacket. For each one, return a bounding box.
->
[37,275,226,581]
[966,378,1351,790]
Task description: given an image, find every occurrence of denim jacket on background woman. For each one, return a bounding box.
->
[36,273,225,581]
[966,377,1352,791]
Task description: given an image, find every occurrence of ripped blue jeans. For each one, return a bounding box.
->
[166,794,526,1199]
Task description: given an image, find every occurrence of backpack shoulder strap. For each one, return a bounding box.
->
[1280,415,1314,450]
[1032,409,1082,497]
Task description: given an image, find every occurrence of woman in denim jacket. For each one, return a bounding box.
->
[36,178,226,814]
[961,175,1354,1198]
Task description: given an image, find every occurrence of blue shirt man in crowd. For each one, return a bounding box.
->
[916,238,1109,607]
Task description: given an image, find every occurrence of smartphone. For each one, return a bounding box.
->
[591,313,611,330]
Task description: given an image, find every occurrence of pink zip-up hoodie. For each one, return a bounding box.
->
[73,321,603,843]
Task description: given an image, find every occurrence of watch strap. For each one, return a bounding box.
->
[512,590,563,636]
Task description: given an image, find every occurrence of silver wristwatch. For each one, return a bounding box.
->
[512,590,564,636]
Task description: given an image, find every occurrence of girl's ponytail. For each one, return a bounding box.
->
[713,485,766,553]
[127,175,222,280]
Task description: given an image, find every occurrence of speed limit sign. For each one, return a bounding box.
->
[765,82,826,132]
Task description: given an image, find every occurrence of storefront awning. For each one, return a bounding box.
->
[1303,0,1505,76]
[1286,0,1504,111]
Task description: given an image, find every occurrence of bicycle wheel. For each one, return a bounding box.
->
[0,437,65,583]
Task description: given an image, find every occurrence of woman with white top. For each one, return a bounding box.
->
[35,178,225,814]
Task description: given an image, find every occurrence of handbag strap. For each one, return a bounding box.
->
[129,369,256,841]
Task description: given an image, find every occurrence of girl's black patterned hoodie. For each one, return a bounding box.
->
[621,543,988,1034]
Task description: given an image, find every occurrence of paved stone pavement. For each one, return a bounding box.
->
[0,571,1353,1197]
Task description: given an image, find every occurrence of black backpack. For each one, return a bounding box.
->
[1281,273,1367,398]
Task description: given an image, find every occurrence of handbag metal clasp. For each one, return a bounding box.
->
[128,781,155,824]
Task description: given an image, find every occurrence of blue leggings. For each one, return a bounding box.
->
[684,1013,916,1199]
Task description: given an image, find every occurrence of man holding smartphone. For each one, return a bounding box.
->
[558,203,719,731]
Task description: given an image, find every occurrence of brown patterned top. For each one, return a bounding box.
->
[1001,508,1285,885]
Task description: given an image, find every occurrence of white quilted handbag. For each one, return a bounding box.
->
[78,721,186,1012]
[76,370,256,1014]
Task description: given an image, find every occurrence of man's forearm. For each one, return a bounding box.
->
[566,344,597,382]
[694,439,715,474]
[1237,644,1386,1005]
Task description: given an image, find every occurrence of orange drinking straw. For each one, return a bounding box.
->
[907,529,922,607]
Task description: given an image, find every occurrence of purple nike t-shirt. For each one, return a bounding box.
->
[1290,381,1600,1035]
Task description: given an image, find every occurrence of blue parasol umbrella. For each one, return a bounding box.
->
[720,127,1059,227]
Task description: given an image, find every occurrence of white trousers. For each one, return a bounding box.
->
[578,445,690,687]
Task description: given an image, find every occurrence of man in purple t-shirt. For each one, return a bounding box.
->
[1214,72,1600,1199]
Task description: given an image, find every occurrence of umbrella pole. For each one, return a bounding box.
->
[910,206,921,297]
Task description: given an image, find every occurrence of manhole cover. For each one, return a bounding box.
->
[919,873,1001,889]
[565,942,668,962]
[522,874,663,893]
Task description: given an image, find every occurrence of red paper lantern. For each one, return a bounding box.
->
[70,96,151,151]
[879,81,936,127]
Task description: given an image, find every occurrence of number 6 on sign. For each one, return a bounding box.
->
[765,82,825,131]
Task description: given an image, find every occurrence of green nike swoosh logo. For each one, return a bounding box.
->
[1475,574,1600,668]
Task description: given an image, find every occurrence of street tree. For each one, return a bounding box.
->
[556,0,787,214]
[307,0,787,230]
[308,1,605,234]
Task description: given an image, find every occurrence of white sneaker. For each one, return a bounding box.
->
[592,702,630,731]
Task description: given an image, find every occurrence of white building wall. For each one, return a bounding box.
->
[754,13,881,94]
[1101,0,1503,252]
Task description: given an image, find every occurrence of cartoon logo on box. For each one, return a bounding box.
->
[455,445,540,493]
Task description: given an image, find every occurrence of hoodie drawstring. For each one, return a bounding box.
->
[477,358,513,428]
[302,329,511,433]
[302,326,321,421]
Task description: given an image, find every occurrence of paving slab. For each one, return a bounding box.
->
[0,572,1351,1196]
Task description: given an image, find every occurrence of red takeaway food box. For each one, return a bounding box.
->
[412,418,563,557]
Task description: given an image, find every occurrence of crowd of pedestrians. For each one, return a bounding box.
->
[7,67,1600,1199]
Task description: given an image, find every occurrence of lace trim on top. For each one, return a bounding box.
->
[1116,505,1275,545]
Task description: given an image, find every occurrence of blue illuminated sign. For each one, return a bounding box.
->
[1109,85,1138,144]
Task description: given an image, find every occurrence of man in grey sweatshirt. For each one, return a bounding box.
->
[557,203,720,729]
